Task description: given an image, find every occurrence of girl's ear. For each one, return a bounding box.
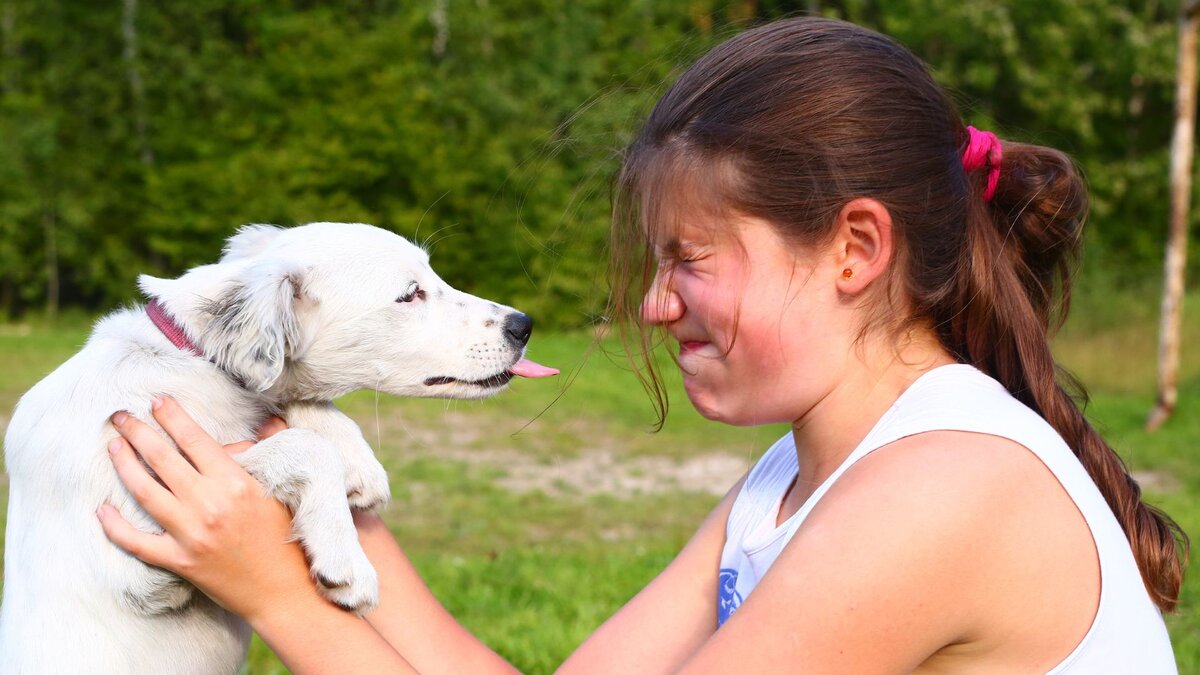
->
[832,197,894,295]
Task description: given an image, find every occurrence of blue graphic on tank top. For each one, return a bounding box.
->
[717,568,743,626]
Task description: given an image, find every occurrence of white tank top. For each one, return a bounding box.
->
[717,364,1176,673]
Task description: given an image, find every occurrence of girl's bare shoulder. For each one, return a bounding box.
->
[786,429,1099,668]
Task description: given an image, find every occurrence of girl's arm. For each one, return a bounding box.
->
[99,397,512,674]
[351,510,519,675]
[556,476,743,674]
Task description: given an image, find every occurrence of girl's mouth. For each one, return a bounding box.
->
[679,341,709,356]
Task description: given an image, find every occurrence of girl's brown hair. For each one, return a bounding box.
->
[607,17,1187,612]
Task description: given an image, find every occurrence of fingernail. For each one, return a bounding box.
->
[151,396,163,410]
[108,438,122,455]
[96,505,107,519]
[111,411,128,426]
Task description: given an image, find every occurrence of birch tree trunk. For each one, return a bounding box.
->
[123,0,153,166]
[1148,0,1200,431]
[431,0,448,58]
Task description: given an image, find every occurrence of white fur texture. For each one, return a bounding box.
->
[1,222,534,674]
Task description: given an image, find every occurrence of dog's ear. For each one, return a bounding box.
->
[137,274,174,301]
[221,224,285,262]
[203,261,306,393]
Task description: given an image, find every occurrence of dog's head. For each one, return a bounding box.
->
[138,222,556,401]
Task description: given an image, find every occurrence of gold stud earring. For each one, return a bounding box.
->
[842,268,854,280]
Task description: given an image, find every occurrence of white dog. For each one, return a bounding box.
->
[0,222,557,674]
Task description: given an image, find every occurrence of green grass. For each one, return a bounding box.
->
[1,288,1198,673]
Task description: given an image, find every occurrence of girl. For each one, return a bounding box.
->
[100,17,1185,673]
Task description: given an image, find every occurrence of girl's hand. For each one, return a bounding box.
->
[97,397,313,624]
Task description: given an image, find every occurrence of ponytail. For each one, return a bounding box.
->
[943,140,1189,612]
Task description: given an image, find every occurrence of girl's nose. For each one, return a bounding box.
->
[641,274,684,325]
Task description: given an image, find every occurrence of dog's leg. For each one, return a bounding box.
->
[233,429,379,614]
[280,401,390,511]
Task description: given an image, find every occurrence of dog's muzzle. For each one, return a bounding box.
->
[423,312,558,388]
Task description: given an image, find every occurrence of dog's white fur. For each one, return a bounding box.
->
[1,222,535,673]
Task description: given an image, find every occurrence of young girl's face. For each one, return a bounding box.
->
[641,210,847,426]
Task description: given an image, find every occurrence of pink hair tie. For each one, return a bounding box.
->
[961,125,1003,202]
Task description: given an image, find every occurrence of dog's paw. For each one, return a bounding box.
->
[309,547,380,615]
[281,401,390,510]
[344,454,390,511]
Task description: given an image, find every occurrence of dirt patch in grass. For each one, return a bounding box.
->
[493,450,749,498]
[353,408,753,498]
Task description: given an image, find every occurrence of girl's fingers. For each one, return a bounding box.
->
[148,396,236,476]
[222,417,286,456]
[225,440,256,456]
[111,410,201,494]
[258,416,288,439]
[105,436,187,531]
[96,503,181,571]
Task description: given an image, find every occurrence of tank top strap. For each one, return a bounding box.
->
[831,365,1118,543]
[783,364,1107,543]
[725,433,798,547]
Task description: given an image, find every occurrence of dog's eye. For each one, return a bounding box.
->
[396,282,424,303]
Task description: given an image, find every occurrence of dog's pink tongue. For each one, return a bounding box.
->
[509,358,559,378]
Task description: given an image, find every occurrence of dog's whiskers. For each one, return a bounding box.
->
[422,228,464,255]
[418,221,459,255]
[412,190,451,246]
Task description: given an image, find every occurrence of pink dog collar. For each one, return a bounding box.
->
[146,299,204,357]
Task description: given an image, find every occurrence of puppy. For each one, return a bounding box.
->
[0,222,557,674]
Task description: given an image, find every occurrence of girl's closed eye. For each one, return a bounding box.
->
[675,242,712,265]
[655,239,710,265]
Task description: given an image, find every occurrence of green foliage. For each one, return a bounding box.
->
[0,0,714,325]
[0,0,1195,325]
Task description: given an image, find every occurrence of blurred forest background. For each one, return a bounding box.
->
[0,0,1193,326]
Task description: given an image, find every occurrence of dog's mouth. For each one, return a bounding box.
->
[423,358,559,389]
[423,372,514,388]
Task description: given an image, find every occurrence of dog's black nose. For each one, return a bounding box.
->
[503,312,533,348]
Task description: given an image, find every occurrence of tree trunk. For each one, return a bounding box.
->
[122,0,153,166]
[1148,1,1200,431]
[431,0,448,59]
